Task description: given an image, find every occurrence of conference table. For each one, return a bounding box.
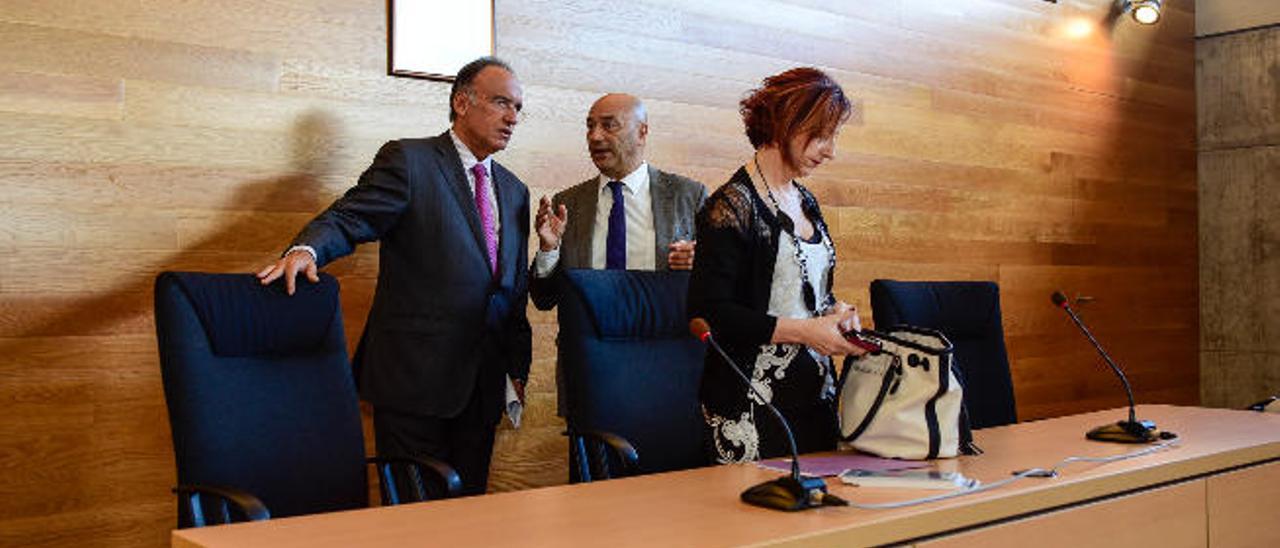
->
[172,405,1280,547]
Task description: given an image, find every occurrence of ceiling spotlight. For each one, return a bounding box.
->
[1127,0,1162,25]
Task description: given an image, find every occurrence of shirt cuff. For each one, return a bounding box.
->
[286,245,318,263]
[532,248,560,278]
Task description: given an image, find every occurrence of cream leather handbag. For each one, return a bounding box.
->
[838,326,978,460]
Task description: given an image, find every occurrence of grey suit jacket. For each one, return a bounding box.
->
[292,131,532,419]
[529,165,707,310]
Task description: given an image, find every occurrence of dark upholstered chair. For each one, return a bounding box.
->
[869,280,1017,429]
[558,270,708,482]
[154,272,460,528]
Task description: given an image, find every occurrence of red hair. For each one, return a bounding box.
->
[740,68,852,169]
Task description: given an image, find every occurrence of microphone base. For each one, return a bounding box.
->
[741,475,845,512]
[1086,419,1159,444]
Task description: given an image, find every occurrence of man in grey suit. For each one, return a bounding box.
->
[531,95,706,480]
[531,93,707,306]
[257,57,531,496]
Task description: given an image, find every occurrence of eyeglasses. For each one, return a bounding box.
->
[470,91,524,120]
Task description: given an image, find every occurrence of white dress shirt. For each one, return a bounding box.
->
[448,130,500,235]
[534,162,656,277]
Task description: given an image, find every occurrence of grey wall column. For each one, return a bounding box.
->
[1198,24,1280,407]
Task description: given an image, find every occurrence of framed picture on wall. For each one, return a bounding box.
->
[388,0,495,81]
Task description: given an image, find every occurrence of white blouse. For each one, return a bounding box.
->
[766,230,831,320]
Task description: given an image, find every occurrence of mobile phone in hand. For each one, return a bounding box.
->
[843,330,882,353]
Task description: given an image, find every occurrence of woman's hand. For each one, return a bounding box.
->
[828,301,862,333]
[811,314,859,356]
[774,307,868,357]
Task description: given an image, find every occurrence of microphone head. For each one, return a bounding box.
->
[1051,291,1069,308]
[689,318,712,342]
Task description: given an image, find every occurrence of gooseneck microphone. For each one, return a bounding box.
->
[1051,291,1169,443]
[689,318,846,511]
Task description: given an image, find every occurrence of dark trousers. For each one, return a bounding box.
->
[373,384,501,497]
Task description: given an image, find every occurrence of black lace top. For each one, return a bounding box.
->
[687,167,835,414]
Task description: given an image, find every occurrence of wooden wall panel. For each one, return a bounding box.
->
[0,1,1197,546]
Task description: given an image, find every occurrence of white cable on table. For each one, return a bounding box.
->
[843,437,1181,510]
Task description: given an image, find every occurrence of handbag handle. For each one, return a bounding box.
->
[856,325,953,355]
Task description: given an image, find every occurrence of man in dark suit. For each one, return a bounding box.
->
[530,94,707,465]
[257,57,531,496]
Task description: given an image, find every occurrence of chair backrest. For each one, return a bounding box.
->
[869,280,1017,429]
[155,272,367,524]
[558,270,708,476]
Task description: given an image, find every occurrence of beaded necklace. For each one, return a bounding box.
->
[752,156,836,317]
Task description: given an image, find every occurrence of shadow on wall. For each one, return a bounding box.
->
[0,110,349,542]
[5,109,344,341]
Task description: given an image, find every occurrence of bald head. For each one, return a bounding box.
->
[586,93,648,180]
[593,93,647,124]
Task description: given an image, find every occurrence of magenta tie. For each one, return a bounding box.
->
[471,163,498,276]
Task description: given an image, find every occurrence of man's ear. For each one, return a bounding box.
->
[452,90,471,119]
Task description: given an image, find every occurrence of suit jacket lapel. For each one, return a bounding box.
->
[431,132,487,264]
[649,166,674,270]
[567,177,598,269]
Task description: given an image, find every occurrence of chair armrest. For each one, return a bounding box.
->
[368,455,462,504]
[172,484,270,527]
[573,428,639,468]
[566,428,640,482]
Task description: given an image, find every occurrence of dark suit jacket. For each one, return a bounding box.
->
[529,165,707,310]
[292,131,531,419]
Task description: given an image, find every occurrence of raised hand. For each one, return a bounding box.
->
[535,195,568,252]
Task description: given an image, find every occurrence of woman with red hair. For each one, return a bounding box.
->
[689,68,866,464]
